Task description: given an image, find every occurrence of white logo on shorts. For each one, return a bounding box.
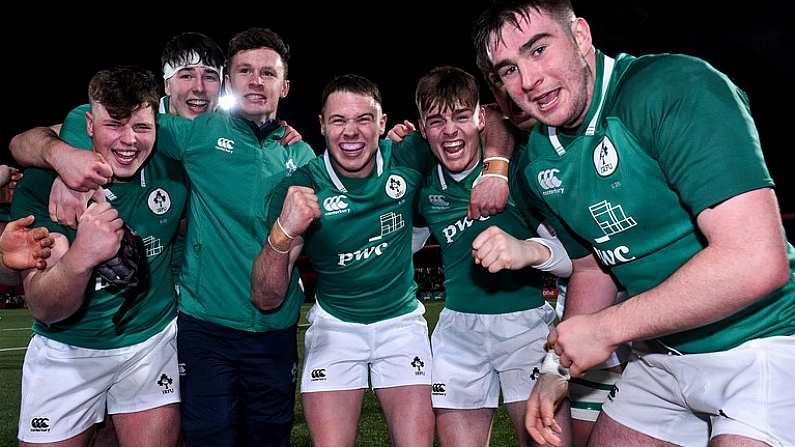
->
[147,188,171,215]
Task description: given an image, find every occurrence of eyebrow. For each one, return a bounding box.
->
[329,112,375,120]
[492,32,552,71]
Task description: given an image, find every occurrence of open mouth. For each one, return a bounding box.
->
[111,149,138,165]
[534,88,560,112]
[339,142,366,152]
[244,94,267,104]
[441,140,466,158]
[186,99,210,113]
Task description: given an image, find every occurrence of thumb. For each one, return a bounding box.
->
[6,215,35,231]
[92,187,107,204]
[94,153,114,179]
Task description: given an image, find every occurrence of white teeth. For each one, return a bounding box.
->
[442,141,464,150]
[537,90,559,110]
[113,150,136,160]
[340,143,364,151]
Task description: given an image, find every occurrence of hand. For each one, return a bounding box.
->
[0,216,54,270]
[548,313,617,377]
[0,165,22,204]
[525,373,568,447]
[471,226,550,273]
[278,186,320,237]
[386,120,416,143]
[51,147,113,191]
[71,188,124,271]
[280,121,304,146]
[0,165,21,188]
[48,176,93,229]
[468,175,508,219]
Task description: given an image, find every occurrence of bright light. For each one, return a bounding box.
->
[218,94,236,111]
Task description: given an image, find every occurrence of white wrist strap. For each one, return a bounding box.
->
[539,350,571,380]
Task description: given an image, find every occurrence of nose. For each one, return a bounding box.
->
[442,119,458,137]
[119,125,136,146]
[248,72,265,89]
[342,120,359,138]
[192,76,206,93]
[519,60,543,93]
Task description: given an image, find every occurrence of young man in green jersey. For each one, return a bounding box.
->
[477,53,626,447]
[474,1,795,446]
[12,66,187,447]
[252,74,437,447]
[411,65,574,447]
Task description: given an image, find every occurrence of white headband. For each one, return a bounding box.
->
[162,51,223,80]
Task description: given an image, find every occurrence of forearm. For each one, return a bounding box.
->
[600,189,790,346]
[562,256,618,319]
[9,127,71,169]
[250,241,301,311]
[481,107,515,160]
[0,261,19,284]
[24,250,93,324]
[601,242,789,346]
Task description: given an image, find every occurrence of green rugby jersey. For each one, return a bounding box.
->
[156,111,316,331]
[517,50,795,353]
[12,153,187,349]
[416,154,547,314]
[265,133,434,323]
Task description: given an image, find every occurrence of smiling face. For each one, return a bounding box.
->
[164,65,221,119]
[420,101,485,174]
[488,7,595,130]
[320,90,386,179]
[226,47,289,124]
[87,102,156,181]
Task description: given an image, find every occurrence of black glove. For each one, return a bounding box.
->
[95,223,147,290]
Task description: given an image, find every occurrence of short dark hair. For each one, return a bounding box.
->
[88,66,160,120]
[320,74,382,116]
[228,28,290,77]
[472,0,574,74]
[161,32,225,74]
[415,66,480,118]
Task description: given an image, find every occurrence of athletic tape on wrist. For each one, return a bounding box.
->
[539,350,571,380]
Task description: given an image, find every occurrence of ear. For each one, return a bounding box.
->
[318,114,326,136]
[571,17,593,56]
[476,105,487,132]
[86,111,94,138]
[224,74,232,95]
[378,113,387,136]
[281,79,290,98]
[164,77,173,96]
[418,118,428,139]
